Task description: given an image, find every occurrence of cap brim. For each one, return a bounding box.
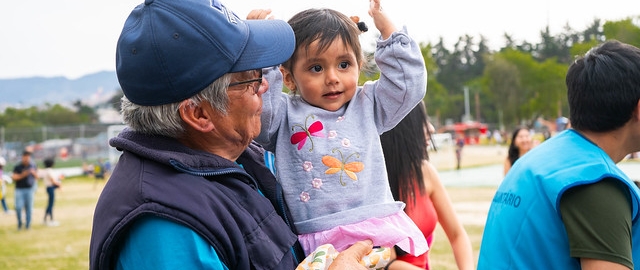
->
[231,19,295,72]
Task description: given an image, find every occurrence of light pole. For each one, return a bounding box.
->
[463,87,471,122]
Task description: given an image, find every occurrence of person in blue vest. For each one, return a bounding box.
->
[478,40,640,269]
[88,0,374,269]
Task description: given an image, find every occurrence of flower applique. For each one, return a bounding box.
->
[311,178,323,188]
[291,114,325,151]
[300,178,324,202]
[328,130,337,139]
[300,192,310,202]
[341,138,351,148]
[302,161,313,172]
[336,116,345,122]
[322,148,364,186]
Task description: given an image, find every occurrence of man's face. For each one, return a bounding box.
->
[21,154,31,166]
[212,69,267,148]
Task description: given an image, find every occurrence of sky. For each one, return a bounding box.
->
[1,0,639,80]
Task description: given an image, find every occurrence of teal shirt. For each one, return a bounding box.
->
[116,216,228,270]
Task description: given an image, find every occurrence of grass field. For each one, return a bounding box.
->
[0,176,495,269]
[0,145,505,269]
[0,177,103,269]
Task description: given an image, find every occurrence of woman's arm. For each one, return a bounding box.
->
[423,161,475,270]
[503,158,512,176]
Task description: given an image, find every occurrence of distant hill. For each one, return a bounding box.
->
[0,71,120,108]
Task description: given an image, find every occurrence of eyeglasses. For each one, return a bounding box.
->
[228,69,263,95]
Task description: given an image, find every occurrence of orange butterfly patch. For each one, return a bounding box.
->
[322,148,364,186]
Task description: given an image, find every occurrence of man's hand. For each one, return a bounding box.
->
[327,240,373,270]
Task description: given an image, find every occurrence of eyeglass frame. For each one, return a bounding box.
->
[227,69,263,95]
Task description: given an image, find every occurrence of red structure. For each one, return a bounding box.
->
[438,121,488,145]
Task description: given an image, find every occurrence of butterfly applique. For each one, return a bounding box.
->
[291,115,325,151]
[322,148,364,186]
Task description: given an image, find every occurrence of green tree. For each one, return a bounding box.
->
[432,35,488,123]
[420,43,448,124]
[109,89,124,112]
[73,100,99,123]
[40,104,86,126]
[481,49,567,127]
[0,107,40,128]
[603,17,640,46]
[582,19,605,43]
[482,51,521,127]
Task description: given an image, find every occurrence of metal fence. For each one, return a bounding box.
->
[0,124,118,166]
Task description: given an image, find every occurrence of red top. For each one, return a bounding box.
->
[397,184,437,269]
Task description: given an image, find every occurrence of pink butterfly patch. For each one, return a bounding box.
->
[291,115,325,151]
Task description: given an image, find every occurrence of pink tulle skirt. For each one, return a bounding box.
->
[298,211,428,256]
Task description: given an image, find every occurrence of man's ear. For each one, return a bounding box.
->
[632,99,640,123]
[280,66,297,93]
[179,100,215,132]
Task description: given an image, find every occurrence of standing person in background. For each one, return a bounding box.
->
[12,150,37,230]
[93,158,105,180]
[492,129,503,145]
[93,158,106,190]
[381,101,474,270]
[256,0,428,259]
[479,40,640,269]
[454,134,464,170]
[41,157,62,226]
[89,0,373,268]
[0,157,12,214]
[503,127,533,175]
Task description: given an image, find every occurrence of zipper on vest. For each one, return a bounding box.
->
[170,160,259,186]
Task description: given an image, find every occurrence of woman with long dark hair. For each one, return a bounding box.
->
[380,101,474,269]
[504,127,533,175]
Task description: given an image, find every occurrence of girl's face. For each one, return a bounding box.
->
[282,38,360,112]
[515,129,532,152]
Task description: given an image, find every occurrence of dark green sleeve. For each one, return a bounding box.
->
[559,178,633,269]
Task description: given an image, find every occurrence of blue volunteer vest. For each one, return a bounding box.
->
[478,130,640,269]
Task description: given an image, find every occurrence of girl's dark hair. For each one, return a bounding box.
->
[507,127,528,166]
[282,8,364,73]
[380,101,429,207]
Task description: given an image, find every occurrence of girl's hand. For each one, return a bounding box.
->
[246,9,274,20]
[367,0,396,40]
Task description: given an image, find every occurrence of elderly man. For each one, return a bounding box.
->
[89,0,373,269]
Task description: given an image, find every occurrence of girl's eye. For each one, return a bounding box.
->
[310,65,323,73]
[338,62,350,69]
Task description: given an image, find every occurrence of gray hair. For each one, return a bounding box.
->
[120,74,232,138]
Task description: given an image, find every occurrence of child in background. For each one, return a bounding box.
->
[256,0,428,257]
[0,157,11,214]
[41,157,62,226]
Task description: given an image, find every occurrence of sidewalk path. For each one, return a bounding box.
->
[433,146,640,225]
[430,144,507,172]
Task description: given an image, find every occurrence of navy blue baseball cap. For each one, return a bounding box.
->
[116,0,295,106]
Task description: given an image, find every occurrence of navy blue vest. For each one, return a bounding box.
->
[89,130,299,269]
